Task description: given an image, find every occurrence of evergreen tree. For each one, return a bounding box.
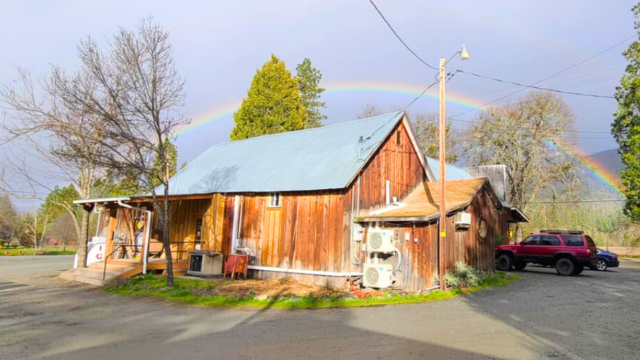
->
[230,55,307,140]
[296,58,326,128]
[613,3,640,221]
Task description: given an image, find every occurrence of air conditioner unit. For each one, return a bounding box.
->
[187,251,224,276]
[366,229,396,253]
[455,212,472,229]
[363,263,394,289]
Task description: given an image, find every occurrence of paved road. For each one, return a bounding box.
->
[1,256,639,360]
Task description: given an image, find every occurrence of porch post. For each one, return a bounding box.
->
[104,207,118,264]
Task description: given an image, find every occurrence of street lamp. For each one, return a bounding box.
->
[438,44,470,291]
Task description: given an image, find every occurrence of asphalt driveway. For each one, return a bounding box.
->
[1,256,639,360]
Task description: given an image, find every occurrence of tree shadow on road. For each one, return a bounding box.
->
[0,279,504,360]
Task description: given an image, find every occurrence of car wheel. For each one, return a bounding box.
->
[596,259,608,271]
[514,261,527,271]
[496,254,513,271]
[556,258,575,276]
[573,265,584,275]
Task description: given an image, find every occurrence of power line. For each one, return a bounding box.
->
[420,117,612,139]
[368,0,627,101]
[454,69,615,99]
[450,35,635,119]
[404,71,457,110]
[368,0,438,71]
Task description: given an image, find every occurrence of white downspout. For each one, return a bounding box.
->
[231,195,241,254]
[142,211,152,274]
[117,199,152,274]
[386,180,390,206]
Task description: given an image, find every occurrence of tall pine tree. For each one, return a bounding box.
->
[231,55,307,140]
[296,58,326,128]
[613,3,640,221]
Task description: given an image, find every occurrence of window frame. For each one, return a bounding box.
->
[268,193,282,208]
[539,235,560,246]
[521,235,541,246]
[396,130,402,146]
[561,235,585,247]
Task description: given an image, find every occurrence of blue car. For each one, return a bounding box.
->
[590,249,619,271]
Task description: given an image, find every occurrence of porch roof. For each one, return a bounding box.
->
[73,196,131,205]
[355,178,500,222]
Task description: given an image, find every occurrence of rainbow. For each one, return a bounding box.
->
[175,80,484,138]
[545,139,625,198]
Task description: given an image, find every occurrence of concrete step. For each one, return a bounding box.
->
[72,268,121,280]
[59,267,129,286]
[59,270,107,286]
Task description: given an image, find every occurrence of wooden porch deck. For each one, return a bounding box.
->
[108,258,190,274]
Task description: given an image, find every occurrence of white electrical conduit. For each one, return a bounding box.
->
[247,265,362,277]
[393,247,402,271]
[117,199,152,274]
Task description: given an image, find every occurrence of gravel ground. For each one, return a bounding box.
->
[1,256,639,360]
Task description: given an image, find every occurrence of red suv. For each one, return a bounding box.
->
[495,230,598,276]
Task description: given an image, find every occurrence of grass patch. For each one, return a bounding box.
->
[0,246,77,256]
[104,272,518,310]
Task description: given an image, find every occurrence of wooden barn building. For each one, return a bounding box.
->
[71,112,527,290]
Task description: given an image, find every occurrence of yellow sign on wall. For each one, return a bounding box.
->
[440,231,447,237]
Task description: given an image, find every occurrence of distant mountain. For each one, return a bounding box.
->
[585,149,624,179]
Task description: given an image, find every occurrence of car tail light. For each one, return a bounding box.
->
[586,249,591,254]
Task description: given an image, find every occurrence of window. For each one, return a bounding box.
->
[562,235,584,247]
[540,235,559,246]
[194,218,203,243]
[477,217,488,240]
[522,235,540,246]
[268,193,281,208]
[396,130,402,146]
[585,235,596,248]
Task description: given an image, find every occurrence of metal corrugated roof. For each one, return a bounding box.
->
[426,157,473,181]
[159,112,405,195]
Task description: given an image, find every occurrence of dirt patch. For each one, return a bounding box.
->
[196,279,347,298]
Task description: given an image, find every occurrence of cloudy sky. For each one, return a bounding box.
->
[0,0,637,208]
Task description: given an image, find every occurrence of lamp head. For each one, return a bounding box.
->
[460,44,470,60]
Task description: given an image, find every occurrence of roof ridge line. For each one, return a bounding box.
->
[205,111,404,149]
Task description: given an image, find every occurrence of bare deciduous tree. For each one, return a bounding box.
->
[0,69,105,267]
[412,112,458,163]
[43,18,188,286]
[357,104,384,119]
[463,91,580,238]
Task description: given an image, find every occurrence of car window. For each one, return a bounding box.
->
[540,235,559,246]
[585,236,596,248]
[561,235,584,247]
[522,235,540,245]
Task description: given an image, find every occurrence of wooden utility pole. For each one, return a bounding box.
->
[438,57,447,291]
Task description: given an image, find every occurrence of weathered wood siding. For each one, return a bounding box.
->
[356,121,427,211]
[362,222,440,290]
[363,186,507,290]
[443,187,502,272]
[229,189,354,275]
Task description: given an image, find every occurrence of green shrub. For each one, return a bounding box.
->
[445,262,485,289]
